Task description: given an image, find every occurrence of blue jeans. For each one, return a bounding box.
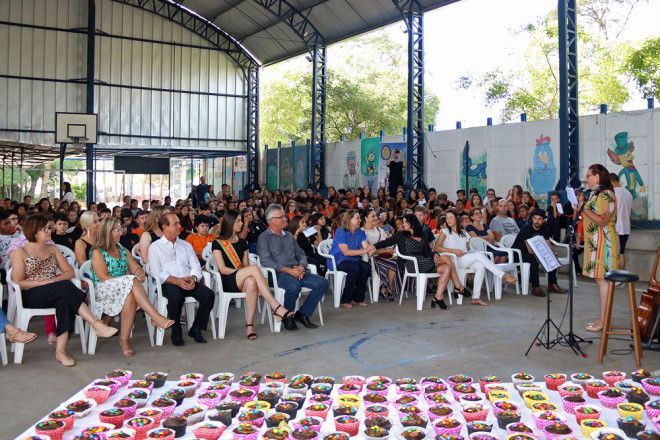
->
[0,308,10,332]
[276,272,328,317]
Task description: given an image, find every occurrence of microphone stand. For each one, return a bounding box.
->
[551,190,594,357]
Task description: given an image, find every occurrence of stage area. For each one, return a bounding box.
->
[3,275,659,437]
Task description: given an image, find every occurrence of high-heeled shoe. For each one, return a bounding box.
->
[271,305,294,321]
[246,323,257,340]
[119,338,135,357]
[151,316,175,330]
[430,297,448,310]
[92,320,118,338]
[453,286,471,299]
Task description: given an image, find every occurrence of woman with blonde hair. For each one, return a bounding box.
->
[75,210,99,265]
[137,205,166,264]
[91,217,174,356]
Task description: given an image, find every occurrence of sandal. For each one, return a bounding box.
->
[5,327,37,344]
[246,323,257,340]
[119,338,135,357]
[352,301,368,307]
[151,316,175,330]
[271,305,294,321]
[340,303,353,309]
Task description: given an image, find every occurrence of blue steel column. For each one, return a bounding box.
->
[556,0,580,190]
[85,0,95,205]
[310,44,327,190]
[246,65,260,190]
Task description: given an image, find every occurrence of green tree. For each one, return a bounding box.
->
[625,37,660,99]
[260,31,439,146]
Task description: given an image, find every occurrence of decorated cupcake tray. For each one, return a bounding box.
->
[18,370,660,440]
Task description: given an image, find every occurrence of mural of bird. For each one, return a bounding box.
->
[528,134,557,195]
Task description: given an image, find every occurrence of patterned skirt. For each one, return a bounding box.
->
[93,275,136,317]
[373,256,402,293]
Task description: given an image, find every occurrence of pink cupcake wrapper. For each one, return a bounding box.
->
[337,387,362,395]
[51,413,76,431]
[365,389,389,397]
[145,429,175,440]
[603,376,625,387]
[427,410,453,423]
[574,411,600,423]
[534,417,559,431]
[561,399,583,415]
[240,417,264,428]
[155,402,177,419]
[597,394,625,409]
[334,421,360,436]
[115,403,138,418]
[544,377,567,391]
[479,380,501,394]
[100,414,126,429]
[233,431,259,440]
[492,404,520,416]
[305,410,330,420]
[433,425,462,436]
[294,422,323,433]
[397,389,422,397]
[230,395,256,405]
[642,380,660,397]
[108,372,133,386]
[241,384,261,394]
[85,387,112,404]
[35,424,66,440]
[644,402,659,419]
[197,397,223,409]
[366,409,390,419]
[462,410,488,422]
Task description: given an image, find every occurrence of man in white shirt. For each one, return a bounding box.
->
[489,199,520,241]
[148,212,214,346]
[611,173,633,270]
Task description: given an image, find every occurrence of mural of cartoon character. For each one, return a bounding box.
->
[607,131,646,198]
[343,150,359,189]
[364,151,378,193]
[460,143,487,195]
[528,134,557,196]
[294,158,307,190]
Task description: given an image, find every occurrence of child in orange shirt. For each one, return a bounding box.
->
[186,215,216,263]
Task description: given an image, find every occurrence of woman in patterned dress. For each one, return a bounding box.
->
[91,217,174,356]
[581,164,619,332]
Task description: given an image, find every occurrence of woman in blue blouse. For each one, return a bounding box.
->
[330,210,375,308]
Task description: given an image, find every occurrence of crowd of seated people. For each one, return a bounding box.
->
[0,178,585,365]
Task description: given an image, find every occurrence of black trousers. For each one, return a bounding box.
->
[161,282,214,334]
[23,280,85,336]
[520,252,557,288]
[338,261,371,304]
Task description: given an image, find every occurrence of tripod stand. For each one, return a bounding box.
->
[525,282,567,354]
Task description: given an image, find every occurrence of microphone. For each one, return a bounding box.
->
[574,184,589,194]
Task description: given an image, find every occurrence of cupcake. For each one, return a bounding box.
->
[400,414,428,428]
[107,369,133,386]
[208,372,235,385]
[557,383,584,398]
[585,380,609,399]
[262,382,286,395]
[571,373,594,386]
[136,408,163,426]
[34,420,66,440]
[343,375,366,388]
[492,401,519,415]
[238,409,265,427]
[232,422,258,440]
[334,415,360,436]
[129,380,155,393]
[78,423,115,439]
[84,385,112,404]
[124,416,156,440]
[366,382,390,396]
[515,383,542,397]
[162,416,187,438]
[333,405,358,417]
[597,388,626,409]
[447,375,473,388]
[100,408,127,428]
[461,404,487,422]
[256,390,281,407]
[364,392,389,405]
[150,398,177,418]
[175,380,199,398]
[399,404,423,416]
[467,435,497,440]
[542,422,572,440]
[145,428,176,440]
[478,376,500,394]
[365,416,393,430]
[425,393,449,406]
[487,390,511,403]
[179,405,206,425]
[126,390,151,408]
[532,410,566,431]
[574,404,601,423]
[466,422,492,435]
[396,395,419,408]
[287,382,309,395]
[216,401,242,418]
[66,398,97,418]
[314,375,336,385]
[294,416,324,432]
[365,425,390,440]
[632,369,652,384]
[367,376,392,385]
[437,434,464,440]
[263,427,290,440]
[529,402,559,413]
[366,405,390,419]
[144,372,168,389]
[397,427,427,440]
[428,405,453,422]
[561,394,586,414]
[399,384,422,396]
[305,403,330,420]
[614,379,636,394]
[324,433,351,440]
[337,383,361,395]
[191,421,226,440]
[265,371,288,383]
[580,419,607,439]
[48,409,76,431]
[291,374,314,385]
[521,391,549,408]
[589,427,627,440]
[642,378,660,397]
[336,394,361,408]
[511,372,534,385]
[617,402,644,420]
[628,386,651,405]
[106,427,137,439]
[91,379,120,394]
[505,422,535,436]
[644,399,660,419]
[162,388,186,406]
[196,391,223,409]
[114,398,138,418]
[617,416,646,437]
[239,376,261,393]
[637,430,660,440]
[544,374,567,391]
[229,388,256,404]
[433,417,461,436]
[458,394,485,407]
[208,409,234,427]
[603,371,626,387]
[505,436,537,440]
[275,401,299,419]
[396,377,417,385]
[266,412,291,428]
[451,384,477,400]
[308,394,331,405]
[496,411,521,430]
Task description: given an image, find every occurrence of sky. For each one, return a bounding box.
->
[263,0,660,130]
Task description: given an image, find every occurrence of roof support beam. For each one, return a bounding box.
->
[246,66,260,190]
[556,0,580,189]
[310,44,327,190]
[393,0,425,189]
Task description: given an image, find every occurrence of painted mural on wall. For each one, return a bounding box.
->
[292,145,309,190]
[361,137,380,193]
[279,147,294,191]
[607,131,648,219]
[379,142,407,191]
[527,134,557,196]
[266,148,278,191]
[460,143,487,196]
[343,149,361,190]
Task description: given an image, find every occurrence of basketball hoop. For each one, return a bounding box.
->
[70,137,89,146]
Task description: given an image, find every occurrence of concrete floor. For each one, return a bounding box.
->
[4,275,659,438]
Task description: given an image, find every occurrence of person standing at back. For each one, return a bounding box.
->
[194,177,210,208]
[611,173,632,270]
[387,149,404,197]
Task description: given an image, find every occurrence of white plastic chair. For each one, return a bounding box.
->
[131,244,142,265]
[317,239,347,308]
[395,246,440,311]
[56,244,78,270]
[0,331,7,365]
[498,234,531,295]
[79,260,156,353]
[550,238,578,287]
[469,237,519,300]
[148,270,216,346]
[6,267,87,364]
[205,253,249,339]
[436,250,491,305]
[367,255,381,303]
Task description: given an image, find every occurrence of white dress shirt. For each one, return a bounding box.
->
[148,236,202,285]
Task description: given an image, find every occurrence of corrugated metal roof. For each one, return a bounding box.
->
[180,0,460,65]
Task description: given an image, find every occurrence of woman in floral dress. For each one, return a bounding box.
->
[581,164,619,332]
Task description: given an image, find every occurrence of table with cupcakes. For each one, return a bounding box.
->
[18,368,660,440]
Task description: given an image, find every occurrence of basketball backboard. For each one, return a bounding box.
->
[55,112,98,144]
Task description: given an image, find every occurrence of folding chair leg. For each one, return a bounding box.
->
[217,297,230,339]
[88,328,98,354]
[371,273,380,303]
[521,263,530,295]
[416,278,426,311]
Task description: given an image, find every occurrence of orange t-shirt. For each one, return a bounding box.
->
[132,227,144,237]
[186,233,217,258]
